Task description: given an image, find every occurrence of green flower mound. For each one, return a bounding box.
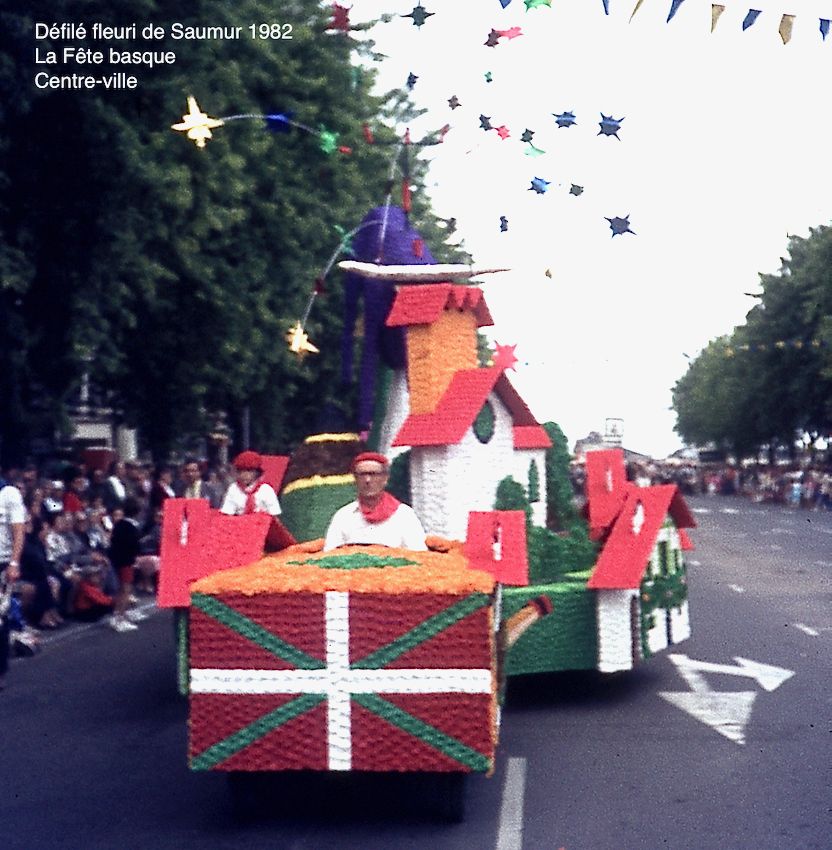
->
[287,554,419,570]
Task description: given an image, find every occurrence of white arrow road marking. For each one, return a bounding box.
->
[793,623,820,637]
[659,691,757,745]
[661,655,795,745]
[727,584,746,594]
[667,654,795,692]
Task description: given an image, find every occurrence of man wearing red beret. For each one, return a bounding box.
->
[220,451,282,518]
[323,452,427,551]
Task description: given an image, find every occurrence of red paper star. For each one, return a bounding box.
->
[330,3,351,31]
[495,125,510,140]
[493,343,519,371]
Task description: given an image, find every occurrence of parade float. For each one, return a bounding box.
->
[156,205,695,820]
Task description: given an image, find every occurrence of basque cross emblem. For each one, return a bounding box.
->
[189,591,493,772]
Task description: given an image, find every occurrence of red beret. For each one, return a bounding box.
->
[351,451,390,471]
[232,450,262,470]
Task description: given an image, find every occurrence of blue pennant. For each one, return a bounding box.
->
[742,9,762,31]
[820,18,830,40]
[667,0,686,23]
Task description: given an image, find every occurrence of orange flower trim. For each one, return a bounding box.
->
[191,543,495,596]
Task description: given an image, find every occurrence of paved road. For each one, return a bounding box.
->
[1,495,829,849]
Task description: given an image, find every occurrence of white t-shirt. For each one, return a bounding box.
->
[323,501,427,551]
[0,484,26,562]
[220,480,281,517]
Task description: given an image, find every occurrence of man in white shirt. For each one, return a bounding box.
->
[323,452,427,551]
[1,472,26,687]
[220,451,282,517]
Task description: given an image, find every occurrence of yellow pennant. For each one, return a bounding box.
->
[711,4,725,32]
[779,13,795,44]
[630,0,646,22]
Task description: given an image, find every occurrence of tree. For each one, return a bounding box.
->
[0,0,463,464]
[542,421,578,530]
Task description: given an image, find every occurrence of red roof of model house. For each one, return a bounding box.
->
[386,284,494,328]
[587,484,696,590]
[393,367,551,448]
[584,448,629,540]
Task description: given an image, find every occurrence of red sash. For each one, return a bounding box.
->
[359,491,401,523]
[243,480,265,514]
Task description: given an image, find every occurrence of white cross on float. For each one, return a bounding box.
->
[190,591,493,770]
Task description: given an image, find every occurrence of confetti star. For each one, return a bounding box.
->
[544,268,553,279]
[318,128,339,154]
[553,110,577,128]
[406,72,418,89]
[598,113,624,139]
[479,114,493,130]
[493,343,519,371]
[404,3,434,27]
[606,215,635,237]
[286,322,320,355]
[496,26,523,39]
[525,143,545,157]
[520,128,535,143]
[524,0,552,9]
[500,216,509,232]
[448,95,461,109]
[485,29,501,47]
[484,71,494,83]
[569,184,584,196]
[171,96,224,148]
[495,125,510,140]
[529,176,550,194]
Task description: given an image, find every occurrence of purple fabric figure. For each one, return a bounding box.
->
[340,206,437,430]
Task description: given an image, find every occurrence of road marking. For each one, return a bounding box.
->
[691,508,711,515]
[769,544,783,551]
[38,601,159,647]
[660,654,795,746]
[720,507,740,514]
[793,623,820,637]
[813,560,832,567]
[689,560,701,566]
[496,756,527,850]
[727,584,745,594]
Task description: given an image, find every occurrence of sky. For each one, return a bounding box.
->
[346,0,832,457]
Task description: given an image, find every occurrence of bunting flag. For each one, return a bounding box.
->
[822,19,830,40]
[630,0,646,22]
[711,4,725,32]
[602,0,610,14]
[667,0,687,23]
[189,589,496,773]
[742,9,762,31]
[779,13,794,44]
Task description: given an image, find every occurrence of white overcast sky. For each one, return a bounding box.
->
[349,0,832,456]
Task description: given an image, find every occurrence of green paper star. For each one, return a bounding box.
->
[319,128,339,154]
[525,143,546,157]
[525,0,552,9]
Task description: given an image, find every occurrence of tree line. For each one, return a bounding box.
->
[672,224,832,459]
[0,0,463,466]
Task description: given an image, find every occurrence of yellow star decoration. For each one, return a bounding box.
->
[171,96,224,148]
[286,321,320,356]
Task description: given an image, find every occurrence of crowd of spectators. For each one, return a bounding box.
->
[1,456,232,661]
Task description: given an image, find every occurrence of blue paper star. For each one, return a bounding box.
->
[598,113,624,139]
[606,215,635,237]
[553,111,576,129]
[529,177,550,194]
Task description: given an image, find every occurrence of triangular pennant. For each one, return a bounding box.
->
[779,13,794,44]
[630,0,646,22]
[819,18,830,40]
[602,0,610,14]
[667,0,686,23]
[711,4,725,32]
[742,9,761,31]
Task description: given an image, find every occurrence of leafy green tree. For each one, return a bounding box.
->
[0,0,463,464]
[542,421,577,530]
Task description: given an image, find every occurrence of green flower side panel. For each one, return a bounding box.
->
[502,581,598,675]
[280,482,355,543]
